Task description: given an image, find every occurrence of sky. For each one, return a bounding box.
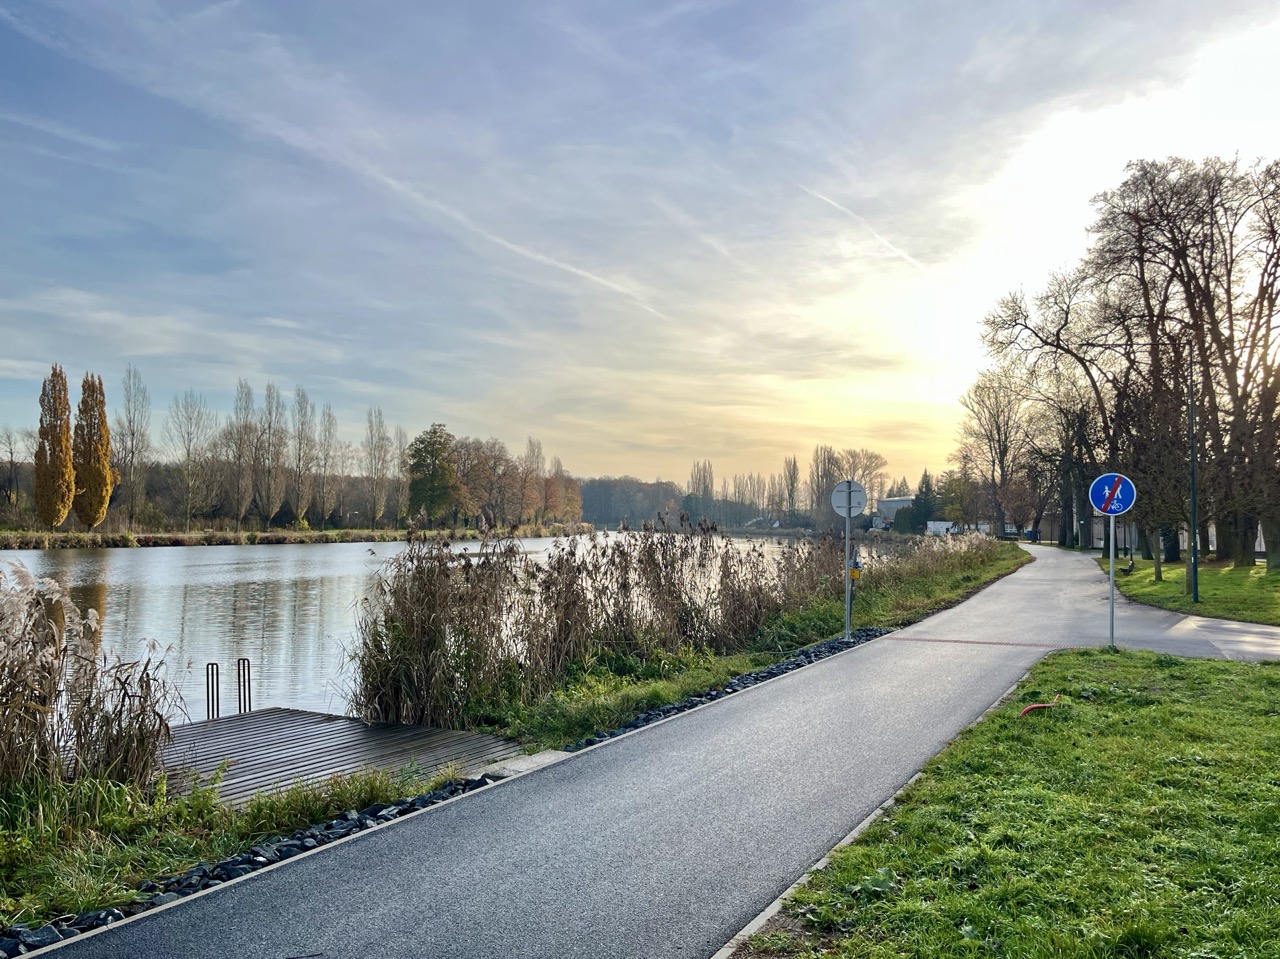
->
[3,0,1280,487]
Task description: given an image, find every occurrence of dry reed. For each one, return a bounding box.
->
[0,561,177,789]
[347,531,859,728]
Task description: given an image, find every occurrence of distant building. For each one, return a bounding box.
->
[872,496,914,530]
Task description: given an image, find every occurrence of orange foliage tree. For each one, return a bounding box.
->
[72,372,113,529]
[33,364,74,528]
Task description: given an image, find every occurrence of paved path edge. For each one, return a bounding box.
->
[37,628,907,958]
[709,670,1033,959]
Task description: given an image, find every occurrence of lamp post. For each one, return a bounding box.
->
[1188,351,1200,602]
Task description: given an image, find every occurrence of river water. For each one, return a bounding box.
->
[4,539,568,721]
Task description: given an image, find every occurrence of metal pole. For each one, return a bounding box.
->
[1109,513,1116,652]
[844,483,852,642]
[1189,352,1200,603]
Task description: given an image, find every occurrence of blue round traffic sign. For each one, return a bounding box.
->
[1089,473,1136,515]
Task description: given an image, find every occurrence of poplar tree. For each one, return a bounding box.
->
[34,364,75,528]
[72,372,113,529]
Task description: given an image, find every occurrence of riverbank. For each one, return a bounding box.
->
[0,523,594,551]
[740,649,1280,958]
[1,538,1029,935]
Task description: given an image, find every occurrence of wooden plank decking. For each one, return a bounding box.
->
[162,708,524,807]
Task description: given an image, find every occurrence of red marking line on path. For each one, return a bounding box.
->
[1101,475,1123,513]
[886,637,1082,650]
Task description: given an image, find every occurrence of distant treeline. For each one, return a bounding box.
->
[1,368,584,534]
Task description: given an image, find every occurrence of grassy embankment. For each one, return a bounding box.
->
[0,523,592,550]
[0,766,460,929]
[3,535,1027,929]
[744,649,1280,959]
[1102,557,1280,626]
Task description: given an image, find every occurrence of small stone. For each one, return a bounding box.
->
[17,926,61,949]
[0,937,21,958]
[71,908,124,931]
[150,892,181,907]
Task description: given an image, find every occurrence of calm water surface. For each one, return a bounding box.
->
[7,539,566,721]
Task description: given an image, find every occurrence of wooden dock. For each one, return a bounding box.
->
[162,708,524,807]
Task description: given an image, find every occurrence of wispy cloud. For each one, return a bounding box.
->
[2,0,1277,479]
[0,107,120,151]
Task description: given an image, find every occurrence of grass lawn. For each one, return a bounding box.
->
[744,649,1280,959]
[1102,557,1280,626]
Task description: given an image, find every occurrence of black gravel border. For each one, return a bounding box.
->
[566,626,891,750]
[0,627,890,956]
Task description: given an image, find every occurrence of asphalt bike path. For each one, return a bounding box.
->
[48,546,1280,959]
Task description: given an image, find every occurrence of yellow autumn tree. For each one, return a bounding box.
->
[72,372,113,529]
[34,364,75,528]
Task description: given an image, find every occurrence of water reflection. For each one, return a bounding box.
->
[5,542,412,719]
[4,534,805,721]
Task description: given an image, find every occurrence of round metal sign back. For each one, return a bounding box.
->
[831,480,867,517]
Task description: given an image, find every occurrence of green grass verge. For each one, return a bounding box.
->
[745,649,1280,958]
[1103,557,1280,626]
[0,763,460,929]
[486,542,1032,750]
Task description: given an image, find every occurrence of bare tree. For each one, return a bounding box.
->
[959,366,1032,536]
[516,437,546,524]
[781,455,800,524]
[289,386,317,523]
[314,403,338,529]
[223,379,256,531]
[163,390,217,533]
[110,364,151,531]
[0,426,21,510]
[842,448,889,510]
[254,382,290,529]
[393,425,410,528]
[361,406,393,527]
[806,445,843,526]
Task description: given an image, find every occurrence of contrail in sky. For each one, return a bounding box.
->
[798,185,926,272]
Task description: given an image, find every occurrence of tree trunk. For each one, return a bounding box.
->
[1216,517,1236,564]
[1161,526,1181,563]
[1198,521,1211,559]
[1058,462,1072,546]
[1230,512,1257,568]
[1147,528,1162,582]
[1261,516,1280,572]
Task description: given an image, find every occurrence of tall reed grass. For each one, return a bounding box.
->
[349,531,1002,729]
[0,561,177,790]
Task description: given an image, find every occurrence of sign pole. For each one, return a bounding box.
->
[844,483,852,642]
[1109,512,1116,652]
